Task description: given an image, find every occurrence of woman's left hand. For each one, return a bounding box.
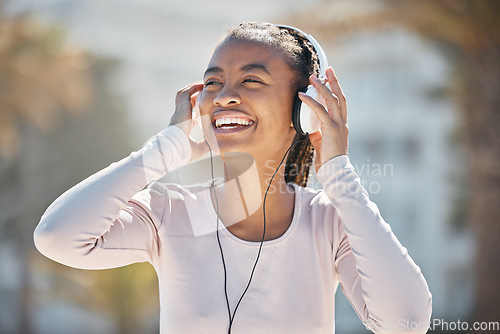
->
[298,67,349,173]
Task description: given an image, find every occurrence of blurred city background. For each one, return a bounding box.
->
[0,0,499,333]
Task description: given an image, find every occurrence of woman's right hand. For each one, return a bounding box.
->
[169,81,203,134]
[169,82,213,162]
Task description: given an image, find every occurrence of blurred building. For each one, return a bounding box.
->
[1,0,475,333]
[322,28,475,333]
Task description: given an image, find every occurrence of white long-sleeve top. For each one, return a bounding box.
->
[34,126,432,334]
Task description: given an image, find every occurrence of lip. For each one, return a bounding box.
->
[212,109,254,122]
[212,109,256,136]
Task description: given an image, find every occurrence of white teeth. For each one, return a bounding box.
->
[215,117,253,128]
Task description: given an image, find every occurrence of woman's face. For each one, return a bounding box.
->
[199,38,297,159]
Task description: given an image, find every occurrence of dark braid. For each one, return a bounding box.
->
[280,27,319,187]
[284,133,315,186]
[217,22,320,187]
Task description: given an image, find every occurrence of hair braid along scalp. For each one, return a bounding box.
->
[217,22,319,187]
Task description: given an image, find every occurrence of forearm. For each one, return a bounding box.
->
[34,126,190,269]
[318,155,432,333]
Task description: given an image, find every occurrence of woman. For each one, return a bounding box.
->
[34,22,432,333]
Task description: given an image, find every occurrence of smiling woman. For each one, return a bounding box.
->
[34,22,432,334]
[200,38,297,158]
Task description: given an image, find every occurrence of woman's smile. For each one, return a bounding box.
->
[212,109,255,136]
[199,38,296,155]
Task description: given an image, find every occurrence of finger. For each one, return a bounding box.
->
[175,82,204,116]
[181,81,204,92]
[170,82,204,131]
[309,75,342,123]
[298,92,337,125]
[188,82,204,95]
[190,91,200,108]
[308,130,322,150]
[326,67,347,123]
[308,131,323,172]
[176,82,204,105]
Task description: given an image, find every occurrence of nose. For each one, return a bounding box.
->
[213,85,241,107]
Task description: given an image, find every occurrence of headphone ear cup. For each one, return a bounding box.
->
[293,85,322,135]
[292,87,308,135]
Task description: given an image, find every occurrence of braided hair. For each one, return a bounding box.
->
[216,22,319,187]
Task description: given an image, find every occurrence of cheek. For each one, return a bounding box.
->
[198,90,212,115]
[267,92,294,125]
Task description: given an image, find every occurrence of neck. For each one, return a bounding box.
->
[211,151,296,242]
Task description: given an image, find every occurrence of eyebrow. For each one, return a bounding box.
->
[203,63,270,78]
[240,63,270,75]
[204,66,223,78]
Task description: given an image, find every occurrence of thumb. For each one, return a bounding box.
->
[308,130,322,151]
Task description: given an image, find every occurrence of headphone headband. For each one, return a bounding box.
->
[275,24,328,135]
[275,24,328,81]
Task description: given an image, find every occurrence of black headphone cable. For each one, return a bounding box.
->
[207,136,307,334]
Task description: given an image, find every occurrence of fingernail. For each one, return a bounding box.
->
[298,92,306,97]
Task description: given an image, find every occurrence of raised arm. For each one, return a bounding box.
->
[33,125,191,269]
[34,82,204,269]
[301,67,431,333]
[318,156,432,334]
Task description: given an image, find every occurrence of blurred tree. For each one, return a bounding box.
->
[0,13,158,334]
[0,13,92,334]
[26,57,160,334]
[0,15,92,159]
[291,0,500,328]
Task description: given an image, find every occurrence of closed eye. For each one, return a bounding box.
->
[242,77,264,84]
[204,80,222,88]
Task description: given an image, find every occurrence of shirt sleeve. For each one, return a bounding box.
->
[317,155,432,334]
[33,125,191,270]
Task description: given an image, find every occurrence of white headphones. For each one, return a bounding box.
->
[276,24,330,135]
[190,24,330,142]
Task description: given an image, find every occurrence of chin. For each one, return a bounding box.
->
[215,138,254,155]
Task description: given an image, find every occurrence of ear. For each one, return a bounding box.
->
[287,121,297,142]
